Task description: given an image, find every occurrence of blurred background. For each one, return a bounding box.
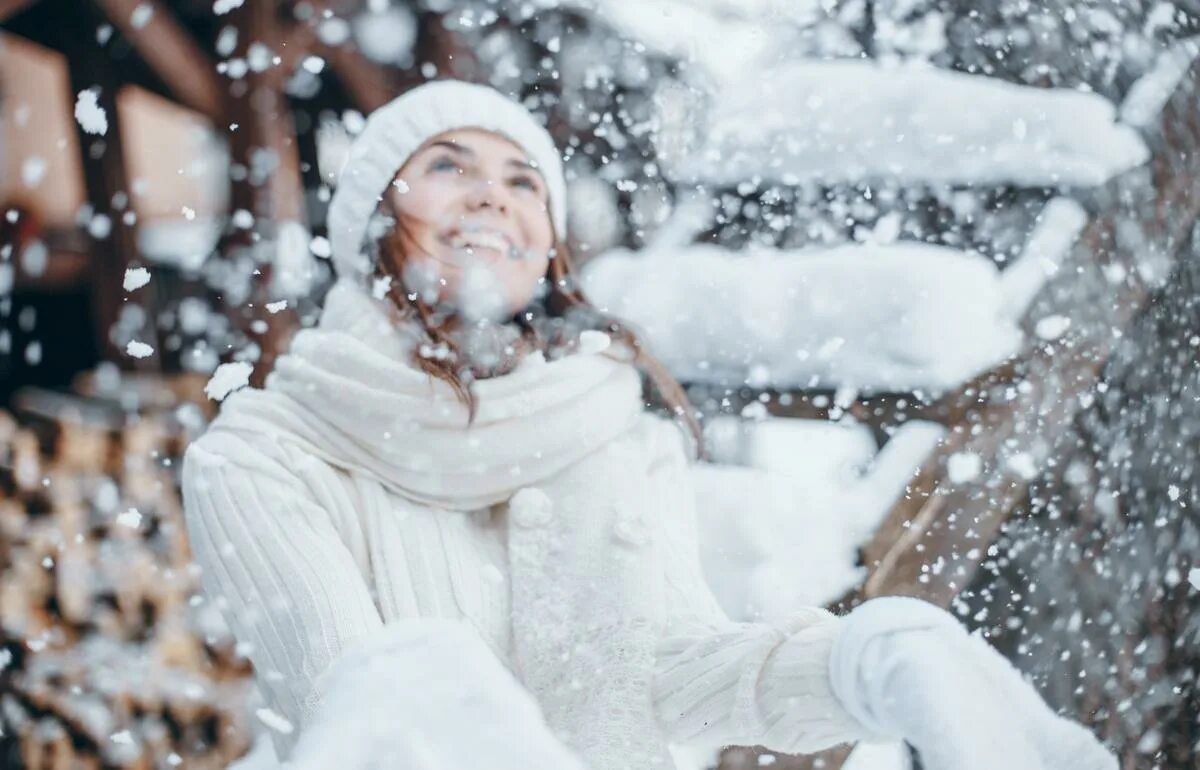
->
[1,1,1200,768]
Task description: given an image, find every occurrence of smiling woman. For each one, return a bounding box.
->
[383,129,555,324]
[181,79,1118,770]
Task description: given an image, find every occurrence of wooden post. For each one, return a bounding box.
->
[89,0,223,119]
[62,0,161,370]
[221,0,304,386]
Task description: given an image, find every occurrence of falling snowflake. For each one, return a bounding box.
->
[947,451,983,484]
[212,0,244,15]
[123,267,151,292]
[255,707,294,734]
[125,340,154,359]
[74,90,108,135]
[266,300,288,314]
[204,361,253,401]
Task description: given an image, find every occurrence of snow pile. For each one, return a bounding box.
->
[1119,36,1200,128]
[563,0,785,86]
[671,60,1148,188]
[690,417,945,620]
[582,242,1022,392]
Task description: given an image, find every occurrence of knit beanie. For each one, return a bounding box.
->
[327,80,568,281]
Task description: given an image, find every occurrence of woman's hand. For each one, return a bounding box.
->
[287,619,587,770]
[830,597,1117,770]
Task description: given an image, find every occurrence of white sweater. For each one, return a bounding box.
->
[183,408,867,763]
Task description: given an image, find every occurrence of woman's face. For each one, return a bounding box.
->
[388,128,555,323]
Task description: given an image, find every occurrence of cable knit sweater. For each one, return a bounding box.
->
[180,277,871,765]
[184,412,868,762]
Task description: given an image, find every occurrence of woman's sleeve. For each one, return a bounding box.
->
[181,431,385,758]
[640,417,870,756]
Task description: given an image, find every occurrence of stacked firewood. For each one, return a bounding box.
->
[0,373,252,769]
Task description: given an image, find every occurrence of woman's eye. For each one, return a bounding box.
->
[510,175,539,192]
[430,157,461,173]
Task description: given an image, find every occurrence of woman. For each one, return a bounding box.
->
[182,80,1114,770]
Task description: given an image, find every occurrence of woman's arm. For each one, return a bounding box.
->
[639,416,869,755]
[182,431,385,758]
[643,417,1116,770]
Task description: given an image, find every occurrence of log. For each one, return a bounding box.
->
[90,0,223,119]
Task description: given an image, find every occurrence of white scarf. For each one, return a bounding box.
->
[215,280,676,769]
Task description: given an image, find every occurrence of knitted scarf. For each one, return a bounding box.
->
[214,280,676,769]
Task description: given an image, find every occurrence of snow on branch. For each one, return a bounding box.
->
[670,60,1149,188]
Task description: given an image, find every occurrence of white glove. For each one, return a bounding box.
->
[286,619,587,770]
[830,597,1117,770]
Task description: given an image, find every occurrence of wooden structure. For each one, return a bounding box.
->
[716,50,1200,770]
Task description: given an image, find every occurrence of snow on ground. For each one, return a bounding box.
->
[691,417,945,621]
[583,242,1023,393]
[669,60,1148,188]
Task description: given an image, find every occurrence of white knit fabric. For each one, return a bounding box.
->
[181,281,868,768]
[327,79,568,280]
[829,597,1117,770]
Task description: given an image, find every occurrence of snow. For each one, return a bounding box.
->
[125,340,154,359]
[1189,568,1200,591]
[562,0,784,86]
[21,156,46,188]
[213,0,245,16]
[265,300,288,314]
[136,219,220,270]
[204,362,253,402]
[999,198,1087,316]
[123,267,151,292]
[254,707,294,735]
[671,60,1148,188]
[353,6,418,65]
[74,90,108,136]
[271,221,318,298]
[946,451,983,484]
[582,242,1022,393]
[1034,315,1072,341]
[129,3,153,29]
[691,417,945,619]
[1120,36,1200,128]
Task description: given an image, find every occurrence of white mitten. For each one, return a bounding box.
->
[829,597,1117,770]
[287,619,587,770]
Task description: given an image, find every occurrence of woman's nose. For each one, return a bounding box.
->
[466,179,509,215]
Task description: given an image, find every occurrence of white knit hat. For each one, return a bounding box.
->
[327,80,568,280]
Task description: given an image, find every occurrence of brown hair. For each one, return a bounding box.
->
[369,200,705,458]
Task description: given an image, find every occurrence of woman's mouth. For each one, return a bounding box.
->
[444,226,523,259]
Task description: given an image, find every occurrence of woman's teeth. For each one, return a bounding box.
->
[450,230,513,254]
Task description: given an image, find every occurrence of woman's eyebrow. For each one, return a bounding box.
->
[426,140,540,176]
[506,158,540,174]
[428,140,473,157]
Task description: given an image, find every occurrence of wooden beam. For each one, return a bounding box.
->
[90,0,223,119]
[63,0,162,371]
[0,0,38,22]
[221,0,304,386]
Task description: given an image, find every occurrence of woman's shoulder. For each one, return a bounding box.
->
[630,412,695,473]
